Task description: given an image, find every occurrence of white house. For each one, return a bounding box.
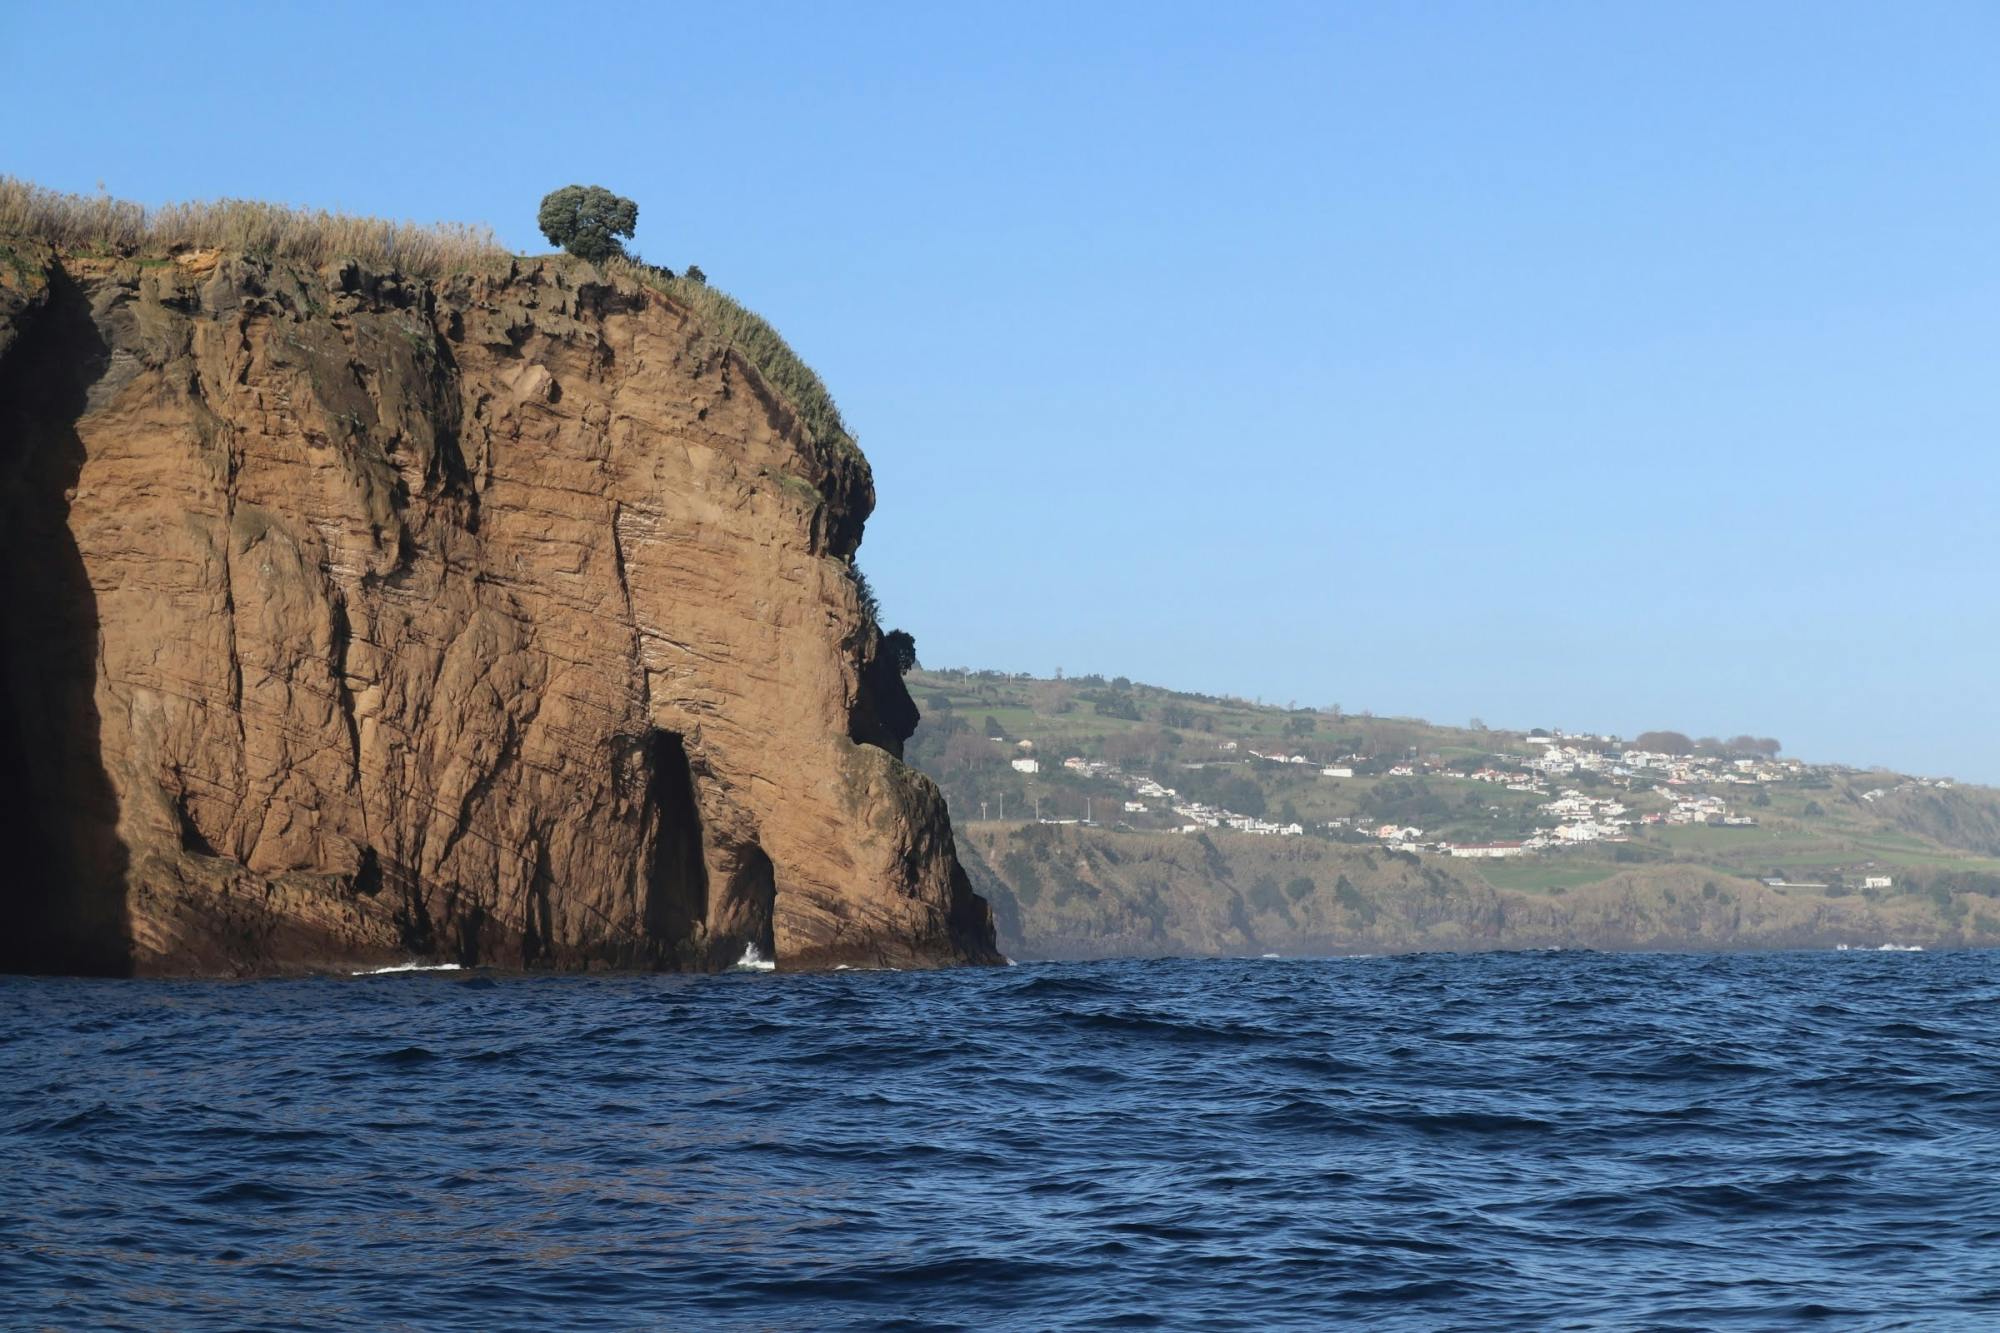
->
[1863,875,1893,889]
[1010,758,1040,774]
[1123,801,1148,813]
[1448,842,1526,859]
[1321,766,1354,778]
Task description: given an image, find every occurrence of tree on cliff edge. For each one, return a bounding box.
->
[537,185,638,261]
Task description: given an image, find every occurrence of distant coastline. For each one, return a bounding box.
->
[904,668,2000,959]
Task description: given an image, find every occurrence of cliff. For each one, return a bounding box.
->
[961,823,2000,958]
[0,236,997,975]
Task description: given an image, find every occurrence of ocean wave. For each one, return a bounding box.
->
[732,944,777,972]
[350,961,465,975]
[4,948,1995,1327]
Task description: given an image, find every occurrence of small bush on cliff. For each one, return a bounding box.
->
[536,185,638,262]
[882,629,918,675]
[853,567,881,625]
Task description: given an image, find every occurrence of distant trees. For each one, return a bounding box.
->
[1090,693,1142,721]
[1359,779,1450,825]
[1629,730,1779,759]
[1183,770,1266,817]
[1248,874,1287,914]
[1284,713,1317,738]
[536,185,638,261]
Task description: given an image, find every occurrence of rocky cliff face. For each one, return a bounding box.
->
[0,239,997,975]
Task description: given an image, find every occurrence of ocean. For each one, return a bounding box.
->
[3,951,1996,1329]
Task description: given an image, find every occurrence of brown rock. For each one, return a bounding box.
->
[0,248,998,975]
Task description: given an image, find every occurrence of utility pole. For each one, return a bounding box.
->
[980,800,988,821]
[998,792,1004,821]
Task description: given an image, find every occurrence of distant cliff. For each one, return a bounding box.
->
[961,824,2000,959]
[0,231,996,975]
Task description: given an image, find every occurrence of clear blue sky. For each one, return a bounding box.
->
[10,1,1998,779]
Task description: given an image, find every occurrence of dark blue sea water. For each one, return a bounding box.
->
[4,951,1998,1330]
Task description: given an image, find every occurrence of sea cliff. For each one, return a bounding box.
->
[0,233,996,975]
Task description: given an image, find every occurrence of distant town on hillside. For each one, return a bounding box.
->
[904,667,1995,901]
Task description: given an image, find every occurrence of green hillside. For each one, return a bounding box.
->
[904,668,2000,957]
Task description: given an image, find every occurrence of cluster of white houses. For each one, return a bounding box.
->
[981,722,1887,858]
[997,745,1309,837]
[1526,738,1799,787]
[1347,779,1760,859]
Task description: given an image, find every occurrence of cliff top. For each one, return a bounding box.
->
[0,176,856,459]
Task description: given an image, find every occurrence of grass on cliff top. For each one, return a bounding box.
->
[0,176,507,277]
[605,257,857,459]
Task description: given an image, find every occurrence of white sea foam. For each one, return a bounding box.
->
[352,962,464,976]
[734,943,777,972]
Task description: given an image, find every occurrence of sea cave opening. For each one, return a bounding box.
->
[643,730,709,954]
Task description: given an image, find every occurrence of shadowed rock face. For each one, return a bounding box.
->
[0,242,997,975]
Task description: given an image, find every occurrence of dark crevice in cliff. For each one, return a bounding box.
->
[718,843,778,964]
[352,846,384,897]
[173,794,218,857]
[393,872,436,956]
[0,264,133,975]
[454,900,487,967]
[522,837,555,967]
[642,730,708,957]
[328,593,364,801]
[420,321,478,529]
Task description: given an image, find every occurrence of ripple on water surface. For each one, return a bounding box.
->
[3,951,1999,1329]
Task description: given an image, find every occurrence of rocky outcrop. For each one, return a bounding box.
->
[0,241,997,975]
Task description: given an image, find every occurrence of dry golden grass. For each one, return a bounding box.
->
[0,177,506,277]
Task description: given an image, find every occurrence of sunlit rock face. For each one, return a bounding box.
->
[0,243,997,975]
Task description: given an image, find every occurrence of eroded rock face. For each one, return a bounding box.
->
[0,244,997,975]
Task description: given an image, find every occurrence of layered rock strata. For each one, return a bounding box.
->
[0,240,996,975]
